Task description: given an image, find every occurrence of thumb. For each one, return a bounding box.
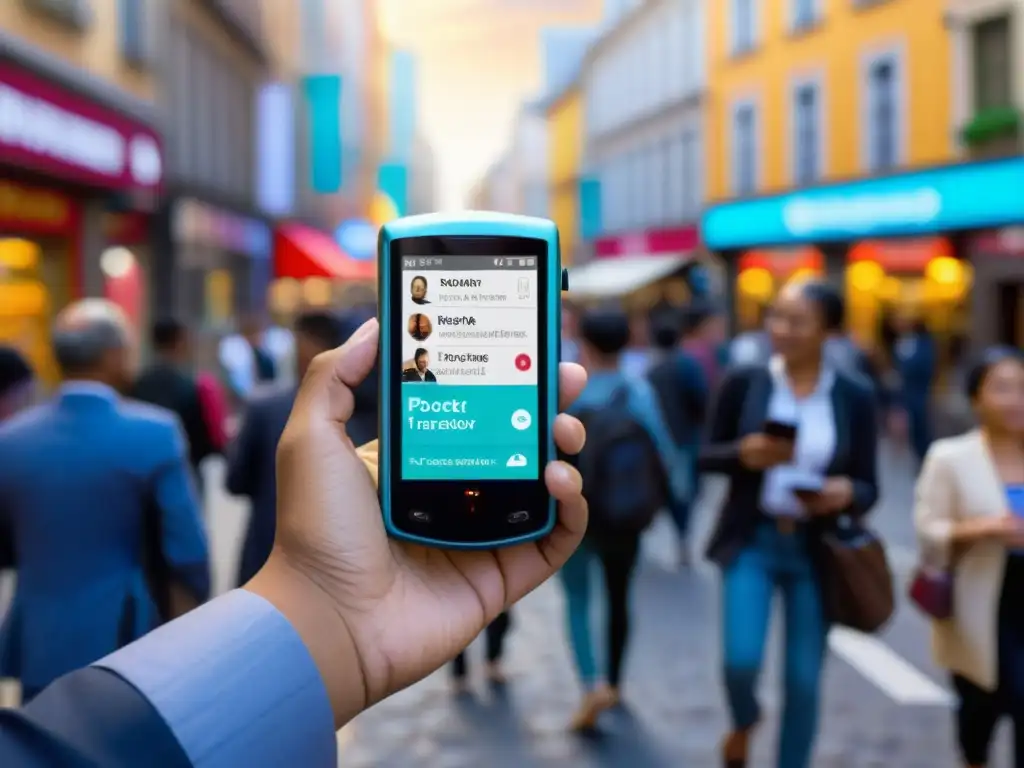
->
[295,318,379,425]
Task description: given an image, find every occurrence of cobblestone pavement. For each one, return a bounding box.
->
[334,443,1011,767]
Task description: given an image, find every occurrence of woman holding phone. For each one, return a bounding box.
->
[700,280,879,768]
[914,347,1024,767]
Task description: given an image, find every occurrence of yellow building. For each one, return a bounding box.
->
[0,0,162,384]
[705,0,952,201]
[545,83,584,266]
[702,0,980,371]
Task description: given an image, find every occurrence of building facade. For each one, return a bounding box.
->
[153,0,272,357]
[0,0,165,384]
[508,101,550,219]
[582,0,705,261]
[948,0,1024,159]
[701,0,1024,374]
[544,82,585,265]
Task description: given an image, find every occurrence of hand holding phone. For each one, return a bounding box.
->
[739,433,794,470]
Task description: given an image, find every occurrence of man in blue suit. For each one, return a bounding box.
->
[0,299,210,701]
[0,317,589,767]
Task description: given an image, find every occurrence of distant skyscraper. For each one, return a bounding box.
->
[388,49,417,163]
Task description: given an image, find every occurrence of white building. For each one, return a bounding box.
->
[508,101,550,218]
[581,0,706,240]
[407,134,438,214]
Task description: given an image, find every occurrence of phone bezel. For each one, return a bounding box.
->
[378,225,559,549]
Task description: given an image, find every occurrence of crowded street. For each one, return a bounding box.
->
[179,443,998,768]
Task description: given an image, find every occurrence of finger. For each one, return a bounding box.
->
[553,414,585,456]
[558,363,587,411]
[293,319,379,425]
[539,460,588,563]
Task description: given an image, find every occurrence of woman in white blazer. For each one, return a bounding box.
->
[914,347,1024,767]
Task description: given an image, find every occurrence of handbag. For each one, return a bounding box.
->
[908,565,954,620]
[819,519,895,633]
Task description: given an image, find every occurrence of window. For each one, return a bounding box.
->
[732,0,756,55]
[681,128,699,217]
[119,0,147,65]
[865,55,899,172]
[732,103,757,195]
[793,82,820,184]
[973,16,1011,111]
[791,0,817,31]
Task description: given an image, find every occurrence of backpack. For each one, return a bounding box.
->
[574,386,670,534]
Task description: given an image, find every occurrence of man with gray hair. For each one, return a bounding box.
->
[0,299,210,702]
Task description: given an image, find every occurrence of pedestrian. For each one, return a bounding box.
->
[886,310,936,464]
[646,304,708,566]
[913,346,1024,768]
[0,318,589,767]
[132,318,220,487]
[727,302,772,367]
[219,315,277,405]
[0,346,34,423]
[561,308,675,730]
[227,309,346,586]
[0,299,210,702]
[450,612,512,691]
[701,280,878,768]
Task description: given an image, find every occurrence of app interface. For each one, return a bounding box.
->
[400,254,539,481]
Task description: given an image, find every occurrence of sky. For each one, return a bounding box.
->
[378,0,605,209]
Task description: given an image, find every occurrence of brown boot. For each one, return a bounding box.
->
[569,684,616,731]
[721,728,752,768]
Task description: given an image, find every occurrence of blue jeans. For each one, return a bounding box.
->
[722,522,828,768]
[559,535,640,690]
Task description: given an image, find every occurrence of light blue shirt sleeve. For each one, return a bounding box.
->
[94,589,337,767]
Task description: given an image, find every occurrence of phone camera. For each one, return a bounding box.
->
[507,511,530,524]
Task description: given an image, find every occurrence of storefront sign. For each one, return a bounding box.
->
[172,199,270,259]
[0,180,76,234]
[703,158,1024,250]
[0,61,163,193]
[593,225,700,259]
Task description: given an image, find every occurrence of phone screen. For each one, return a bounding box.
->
[385,234,552,546]
[398,253,540,481]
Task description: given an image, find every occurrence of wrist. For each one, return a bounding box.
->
[245,553,367,728]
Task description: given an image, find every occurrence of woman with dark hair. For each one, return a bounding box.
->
[914,347,1024,768]
[701,279,879,768]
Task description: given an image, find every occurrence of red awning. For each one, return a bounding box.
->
[274,224,376,280]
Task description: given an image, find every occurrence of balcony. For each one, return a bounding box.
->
[19,0,93,31]
[960,106,1022,159]
[200,0,267,62]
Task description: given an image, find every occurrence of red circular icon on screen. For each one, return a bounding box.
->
[515,354,532,371]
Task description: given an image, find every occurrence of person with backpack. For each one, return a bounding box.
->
[559,308,677,731]
[646,304,709,566]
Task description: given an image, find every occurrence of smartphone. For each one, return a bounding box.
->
[378,212,562,549]
[763,420,798,441]
[790,476,825,498]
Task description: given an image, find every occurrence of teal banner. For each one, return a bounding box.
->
[578,176,603,240]
[402,384,539,480]
[376,162,408,217]
[302,74,342,193]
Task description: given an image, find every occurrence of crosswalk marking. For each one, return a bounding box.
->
[828,627,953,706]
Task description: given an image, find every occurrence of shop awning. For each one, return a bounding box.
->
[274,224,376,281]
[567,254,692,299]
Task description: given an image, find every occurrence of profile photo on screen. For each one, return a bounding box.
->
[402,348,437,382]
[407,313,433,342]
[410,275,430,305]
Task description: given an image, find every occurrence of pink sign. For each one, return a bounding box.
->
[0,61,163,193]
[594,225,700,258]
